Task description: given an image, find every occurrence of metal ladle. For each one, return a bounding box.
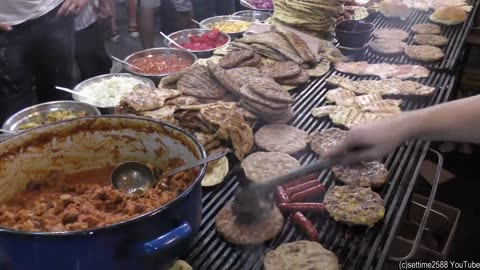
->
[111,149,230,195]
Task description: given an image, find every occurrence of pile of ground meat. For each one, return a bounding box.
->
[0,168,196,232]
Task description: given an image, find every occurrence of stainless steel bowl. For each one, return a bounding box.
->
[72,73,155,114]
[166,28,231,58]
[2,101,101,132]
[200,15,255,38]
[123,48,198,81]
[232,10,272,23]
[239,0,274,11]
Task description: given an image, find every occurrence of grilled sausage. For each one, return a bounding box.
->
[290,184,325,202]
[285,180,319,197]
[282,173,319,189]
[278,203,325,214]
[291,211,319,241]
[275,186,290,204]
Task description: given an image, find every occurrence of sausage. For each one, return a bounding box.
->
[290,184,325,202]
[285,180,319,197]
[291,211,319,241]
[278,203,325,214]
[282,173,319,189]
[275,186,290,204]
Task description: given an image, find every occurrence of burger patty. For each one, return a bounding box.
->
[373,28,409,41]
[324,185,385,227]
[413,34,449,47]
[411,23,441,34]
[215,202,284,245]
[369,39,407,55]
[255,124,308,155]
[332,161,389,187]
[241,151,300,183]
[405,45,445,62]
[308,128,348,156]
[264,241,340,270]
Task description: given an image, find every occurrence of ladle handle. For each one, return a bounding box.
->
[163,149,230,178]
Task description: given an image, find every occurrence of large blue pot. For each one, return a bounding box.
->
[0,116,206,270]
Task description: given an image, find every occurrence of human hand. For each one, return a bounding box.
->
[0,23,12,32]
[57,0,90,16]
[324,115,412,165]
[97,0,114,19]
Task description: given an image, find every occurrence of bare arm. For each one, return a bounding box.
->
[326,95,480,165]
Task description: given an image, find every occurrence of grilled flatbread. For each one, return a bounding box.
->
[120,85,181,112]
[239,32,304,64]
[248,77,294,103]
[177,65,226,99]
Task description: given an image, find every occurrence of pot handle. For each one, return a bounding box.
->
[132,221,192,256]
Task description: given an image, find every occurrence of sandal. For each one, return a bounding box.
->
[128,25,139,38]
[110,30,120,42]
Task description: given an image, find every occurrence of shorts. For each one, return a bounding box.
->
[139,0,192,12]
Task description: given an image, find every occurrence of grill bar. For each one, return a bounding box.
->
[364,0,479,71]
[186,69,456,269]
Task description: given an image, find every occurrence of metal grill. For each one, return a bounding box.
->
[363,0,479,71]
[186,70,456,270]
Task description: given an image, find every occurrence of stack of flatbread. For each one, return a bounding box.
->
[271,0,344,37]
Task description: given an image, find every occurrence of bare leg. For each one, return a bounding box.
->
[110,0,120,41]
[127,0,139,37]
[139,7,155,49]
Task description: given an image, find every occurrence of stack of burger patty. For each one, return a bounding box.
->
[208,61,295,123]
[272,0,344,37]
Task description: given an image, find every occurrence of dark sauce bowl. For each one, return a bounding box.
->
[335,20,375,48]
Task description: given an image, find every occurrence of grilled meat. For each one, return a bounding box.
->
[325,88,357,105]
[273,25,316,65]
[120,85,181,112]
[248,77,294,104]
[177,65,226,99]
[373,28,409,41]
[335,62,430,79]
[326,76,435,96]
[277,69,310,86]
[261,61,302,79]
[219,49,255,69]
[308,128,347,156]
[239,32,304,64]
[405,45,445,62]
[332,161,389,187]
[324,185,385,227]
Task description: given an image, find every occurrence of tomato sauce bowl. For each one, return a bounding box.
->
[165,28,231,58]
[123,48,198,82]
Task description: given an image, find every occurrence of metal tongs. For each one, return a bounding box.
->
[232,157,339,223]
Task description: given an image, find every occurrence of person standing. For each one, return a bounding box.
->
[74,0,113,81]
[192,0,236,21]
[110,0,139,42]
[138,0,195,49]
[0,0,89,123]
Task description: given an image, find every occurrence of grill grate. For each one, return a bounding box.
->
[362,0,479,71]
[186,70,456,270]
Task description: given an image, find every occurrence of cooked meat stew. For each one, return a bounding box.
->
[0,160,197,232]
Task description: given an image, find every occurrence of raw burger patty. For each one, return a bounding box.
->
[324,185,385,227]
[255,124,308,155]
[413,34,449,47]
[332,161,389,187]
[411,23,441,34]
[215,202,284,245]
[373,28,409,41]
[241,151,300,182]
[264,241,340,270]
[405,45,445,62]
[308,128,347,156]
[369,39,407,55]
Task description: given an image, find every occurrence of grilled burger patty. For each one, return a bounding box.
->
[413,34,449,47]
[332,161,389,187]
[373,28,409,41]
[405,45,445,62]
[308,128,348,156]
[264,241,340,270]
[411,23,441,34]
[324,185,385,227]
[369,39,407,55]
